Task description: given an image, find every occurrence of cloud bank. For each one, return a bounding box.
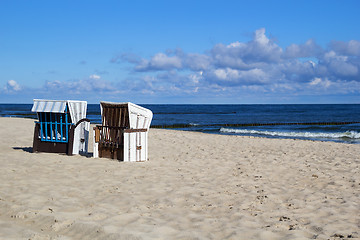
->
[2,28,359,103]
[116,28,360,100]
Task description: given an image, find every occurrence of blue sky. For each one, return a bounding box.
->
[1,0,359,104]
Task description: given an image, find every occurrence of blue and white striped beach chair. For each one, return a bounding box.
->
[32,99,90,155]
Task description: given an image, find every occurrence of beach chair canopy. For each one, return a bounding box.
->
[31,99,87,124]
[100,101,153,130]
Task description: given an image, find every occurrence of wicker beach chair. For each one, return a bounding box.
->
[93,102,153,161]
[32,99,90,155]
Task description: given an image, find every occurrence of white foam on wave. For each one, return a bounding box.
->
[219,128,360,139]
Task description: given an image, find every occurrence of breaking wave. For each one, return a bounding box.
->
[219,128,360,139]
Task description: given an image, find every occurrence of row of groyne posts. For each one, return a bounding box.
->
[151,121,360,129]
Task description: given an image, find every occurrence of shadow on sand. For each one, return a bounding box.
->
[13,147,33,153]
[12,147,93,158]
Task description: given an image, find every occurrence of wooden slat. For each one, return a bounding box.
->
[94,127,100,143]
[119,107,123,127]
[122,107,126,127]
[126,107,130,127]
[101,105,106,141]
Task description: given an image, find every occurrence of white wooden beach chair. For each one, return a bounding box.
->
[93,102,153,161]
[31,99,90,155]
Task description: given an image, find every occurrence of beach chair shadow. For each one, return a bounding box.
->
[13,147,33,153]
[79,151,93,158]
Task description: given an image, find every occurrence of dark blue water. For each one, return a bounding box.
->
[1,104,359,144]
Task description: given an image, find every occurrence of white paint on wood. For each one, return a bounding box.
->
[93,128,99,158]
[123,133,129,162]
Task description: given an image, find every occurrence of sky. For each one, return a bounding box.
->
[0,0,359,104]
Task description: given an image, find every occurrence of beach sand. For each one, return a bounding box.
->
[0,117,359,240]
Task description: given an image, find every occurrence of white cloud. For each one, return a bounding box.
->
[285,39,323,58]
[214,69,228,80]
[152,53,182,68]
[4,80,21,92]
[89,74,101,79]
[208,68,269,86]
[189,71,203,84]
[211,28,283,69]
[330,40,360,56]
[309,77,331,88]
[254,28,269,45]
[309,77,322,85]
[135,53,182,71]
[45,76,116,94]
[321,51,359,79]
[280,60,316,82]
[184,53,211,71]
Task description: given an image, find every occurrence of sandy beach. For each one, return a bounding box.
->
[0,117,359,240]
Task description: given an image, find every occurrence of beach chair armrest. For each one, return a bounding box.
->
[74,118,90,128]
[123,128,148,133]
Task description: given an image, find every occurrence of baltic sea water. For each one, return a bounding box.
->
[1,104,359,144]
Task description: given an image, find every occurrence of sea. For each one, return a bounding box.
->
[1,104,359,144]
